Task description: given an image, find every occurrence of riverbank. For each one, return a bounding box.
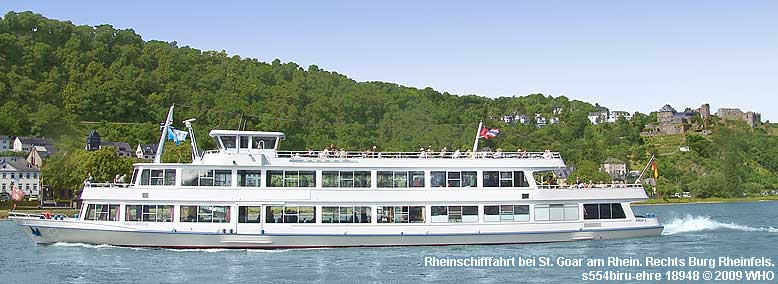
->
[635,196,778,206]
[0,209,79,220]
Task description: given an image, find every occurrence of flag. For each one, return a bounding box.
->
[479,127,500,140]
[11,183,24,202]
[167,127,189,146]
[651,160,659,179]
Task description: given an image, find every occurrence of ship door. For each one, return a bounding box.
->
[235,203,263,234]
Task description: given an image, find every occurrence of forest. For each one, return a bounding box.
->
[1,11,777,199]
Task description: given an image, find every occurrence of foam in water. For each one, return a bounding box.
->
[662,215,778,235]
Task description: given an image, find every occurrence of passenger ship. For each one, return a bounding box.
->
[11,109,662,248]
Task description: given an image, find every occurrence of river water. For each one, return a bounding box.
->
[1,201,776,283]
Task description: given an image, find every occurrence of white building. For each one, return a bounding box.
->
[607,111,632,123]
[535,113,547,128]
[587,112,607,124]
[0,157,41,196]
[136,144,158,160]
[13,137,54,153]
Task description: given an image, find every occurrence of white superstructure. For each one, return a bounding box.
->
[12,126,662,248]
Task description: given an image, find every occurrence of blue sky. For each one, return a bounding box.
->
[3,1,777,120]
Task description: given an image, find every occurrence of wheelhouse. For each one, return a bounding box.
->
[209,130,285,153]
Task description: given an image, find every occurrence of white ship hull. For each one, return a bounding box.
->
[12,217,662,248]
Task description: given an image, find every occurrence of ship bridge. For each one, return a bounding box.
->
[209,130,285,154]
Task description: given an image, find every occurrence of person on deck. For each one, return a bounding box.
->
[452,149,461,159]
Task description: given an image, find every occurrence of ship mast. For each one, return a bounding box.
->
[154,105,174,163]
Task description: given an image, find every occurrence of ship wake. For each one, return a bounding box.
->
[662,215,778,235]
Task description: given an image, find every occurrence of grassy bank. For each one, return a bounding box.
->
[0,209,79,220]
[635,196,778,205]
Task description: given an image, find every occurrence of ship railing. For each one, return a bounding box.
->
[277,150,562,160]
[8,211,73,220]
[537,184,644,190]
[83,182,132,188]
[8,211,44,219]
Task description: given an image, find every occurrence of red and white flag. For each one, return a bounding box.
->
[11,183,24,202]
[478,127,500,140]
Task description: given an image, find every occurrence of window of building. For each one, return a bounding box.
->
[237,170,261,187]
[266,170,315,187]
[83,204,120,221]
[265,206,316,223]
[377,206,425,223]
[483,171,529,188]
[534,204,578,221]
[583,203,626,220]
[431,206,478,223]
[322,171,371,188]
[180,205,230,223]
[377,171,424,188]
[181,170,231,187]
[139,169,177,186]
[26,173,30,179]
[126,205,174,222]
[322,206,371,223]
[484,205,530,222]
[238,206,262,223]
[431,171,477,188]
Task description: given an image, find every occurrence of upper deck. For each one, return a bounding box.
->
[174,130,568,170]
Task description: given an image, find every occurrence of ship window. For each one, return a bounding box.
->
[323,171,371,188]
[181,170,230,187]
[140,169,150,185]
[126,205,174,222]
[180,205,230,223]
[431,171,477,188]
[83,204,119,221]
[266,170,316,188]
[238,206,262,223]
[484,205,529,222]
[583,203,625,220]
[265,206,316,223]
[239,136,250,149]
[377,171,424,188]
[322,206,372,223]
[483,171,529,188]
[131,169,138,185]
[431,206,478,223]
[534,204,578,221]
[252,137,276,149]
[221,136,236,149]
[237,170,261,187]
[611,203,626,219]
[377,206,425,223]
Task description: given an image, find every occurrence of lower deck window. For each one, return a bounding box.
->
[83,204,119,221]
[322,206,371,223]
[431,206,478,222]
[180,205,230,223]
[267,171,316,187]
[377,206,425,223]
[484,205,529,222]
[238,206,262,223]
[126,205,174,222]
[265,206,316,223]
[583,203,626,220]
[534,204,578,221]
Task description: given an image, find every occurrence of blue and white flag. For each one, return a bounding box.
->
[167,127,189,146]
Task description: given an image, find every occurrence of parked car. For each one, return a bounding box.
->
[0,192,10,202]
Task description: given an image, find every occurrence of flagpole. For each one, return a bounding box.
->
[635,154,655,184]
[472,120,483,153]
[154,105,174,164]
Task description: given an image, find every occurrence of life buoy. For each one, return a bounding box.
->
[42,211,52,219]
